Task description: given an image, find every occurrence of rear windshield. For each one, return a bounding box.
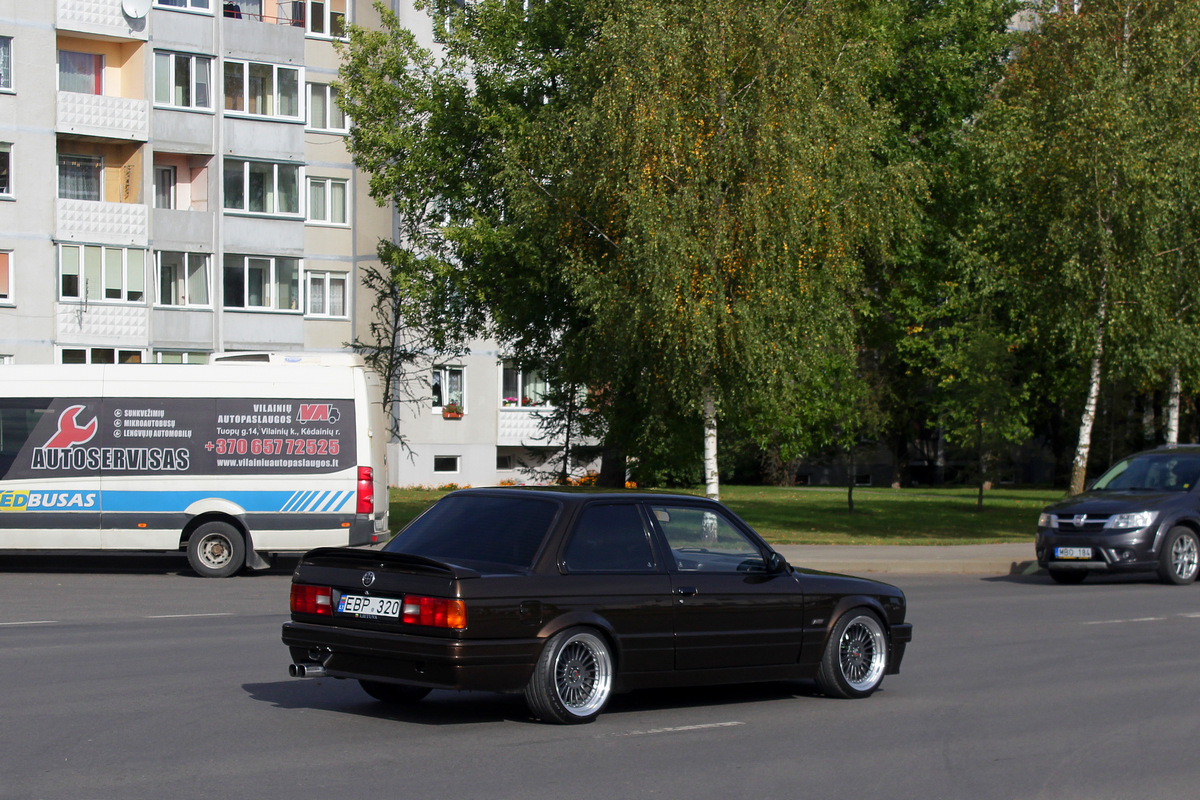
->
[1093,454,1200,492]
[384,494,560,570]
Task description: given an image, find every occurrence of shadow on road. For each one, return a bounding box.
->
[244,678,833,727]
[0,552,300,577]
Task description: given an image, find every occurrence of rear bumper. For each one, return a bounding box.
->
[282,620,541,692]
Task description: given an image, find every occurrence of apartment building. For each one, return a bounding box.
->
[0,0,591,487]
[0,0,394,367]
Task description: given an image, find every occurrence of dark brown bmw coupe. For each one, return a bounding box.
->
[282,488,912,723]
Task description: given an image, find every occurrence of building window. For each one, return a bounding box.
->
[0,251,11,303]
[0,143,10,196]
[0,37,12,91]
[157,252,210,307]
[58,51,103,95]
[61,348,144,364]
[154,0,212,10]
[224,60,301,120]
[502,362,549,406]
[305,270,347,317]
[58,154,102,202]
[155,351,209,364]
[154,52,213,110]
[433,455,460,474]
[59,245,146,303]
[224,159,301,216]
[307,83,347,131]
[306,177,347,224]
[154,166,176,209]
[299,0,347,38]
[432,365,464,410]
[223,254,300,311]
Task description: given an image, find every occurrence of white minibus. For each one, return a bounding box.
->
[0,353,389,576]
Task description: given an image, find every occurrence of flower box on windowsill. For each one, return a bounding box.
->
[441,403,464,419]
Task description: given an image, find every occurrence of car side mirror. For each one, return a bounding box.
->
[767,551,789,574]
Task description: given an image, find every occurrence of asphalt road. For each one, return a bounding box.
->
[2,555,1199,800]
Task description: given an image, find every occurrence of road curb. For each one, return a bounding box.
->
[773,543,1042,576]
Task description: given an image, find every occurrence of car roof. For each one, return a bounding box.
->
[1124,445,1200,458]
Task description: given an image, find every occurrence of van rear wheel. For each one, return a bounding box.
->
[187,521,245,578]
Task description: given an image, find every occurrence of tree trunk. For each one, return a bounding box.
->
[702,385,719,500]
[847,447,856,514]
[1070,297,1107,495]
[1142,393,1156,446]
[1165,364,1181,446]
[976,417,985,511]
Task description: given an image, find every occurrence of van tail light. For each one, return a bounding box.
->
[291,584,332,616]
[356,466,374,514]
[403,596,468,630]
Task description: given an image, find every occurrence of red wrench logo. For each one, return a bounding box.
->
[44,405,98,448]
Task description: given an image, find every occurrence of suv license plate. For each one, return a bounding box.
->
[337,594,401,617]
[1055,547,1093,560]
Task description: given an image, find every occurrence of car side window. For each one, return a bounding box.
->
[651,505,766,573]
[562,504,657,573]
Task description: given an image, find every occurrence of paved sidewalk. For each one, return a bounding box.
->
[774,543,1041,576]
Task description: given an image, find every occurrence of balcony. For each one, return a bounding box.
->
[57,0,149,40]
[58,93,149,141]
[57,198,148,247]
[498,407,565,447]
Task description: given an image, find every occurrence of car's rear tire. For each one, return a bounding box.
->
[1049,569,1088,585]
[816,611,888,699]
[1158,527,1200,585]
[186,521,245,578]
[359,680,431,704]
[524,628,614,724]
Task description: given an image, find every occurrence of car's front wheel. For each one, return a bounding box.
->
[359,680,431,705]
[524,628,614,724]
[1158,526,1200,585]
[816,611,888,699]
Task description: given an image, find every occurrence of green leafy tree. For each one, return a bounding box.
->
[968,0,1200,494]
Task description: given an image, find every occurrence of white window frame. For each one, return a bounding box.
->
[0,251,12,305]
[154,51,213,111]
[58,153,103,202]
[432,365,465,411]
[223,59,303,121]
[501,361,551,407]
[305,270,348,317]
[306,176,348,225]
[0,36,13,92]
[433,455,460,474]
[58,50,103,95]
[59,347,145,364]
[302,0,348,39]
[223,159,303,217]
[156,251,211,307]
[306,82,347,132]
[0,143,11,197]
[154,0,213,12]
[154,165,176,209]
[154,351,209,364]
[222,254,301,312]
[58,244,147,304]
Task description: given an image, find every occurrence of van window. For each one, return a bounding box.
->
[0,399,53,478]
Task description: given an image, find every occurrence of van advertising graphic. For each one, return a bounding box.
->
[2,397,355,481]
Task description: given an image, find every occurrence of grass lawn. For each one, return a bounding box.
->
[388,484,1067,545]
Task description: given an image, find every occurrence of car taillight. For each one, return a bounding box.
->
[357,466,374,514]
[290,584,332,616]
[402,595,467,630]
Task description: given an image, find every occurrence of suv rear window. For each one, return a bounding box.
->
[385,494,560,570]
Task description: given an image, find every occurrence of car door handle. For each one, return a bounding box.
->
[675,586,698,597]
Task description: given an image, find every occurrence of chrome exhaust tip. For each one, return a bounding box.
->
[289,662,327,678]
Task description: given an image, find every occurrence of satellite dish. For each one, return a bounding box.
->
[122,0,152,18]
